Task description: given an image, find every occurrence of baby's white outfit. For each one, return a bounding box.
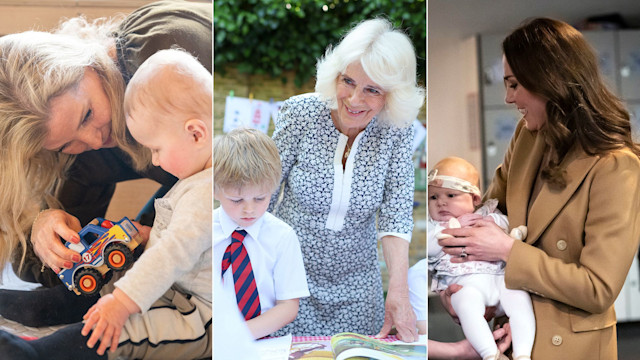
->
[428,199,535,359]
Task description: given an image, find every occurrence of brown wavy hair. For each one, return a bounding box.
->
[503,17,640,187]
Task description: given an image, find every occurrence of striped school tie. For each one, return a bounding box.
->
[221,229,261,320]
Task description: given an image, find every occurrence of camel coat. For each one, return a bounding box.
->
[485,120,640,359]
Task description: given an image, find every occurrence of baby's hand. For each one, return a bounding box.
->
[82,289,139,355]
[456,213,483,228]
[510,225,528,241]
[436,218,461,240]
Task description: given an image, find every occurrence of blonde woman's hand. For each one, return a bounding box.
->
[31,209,82,273]
[130,221,151,247]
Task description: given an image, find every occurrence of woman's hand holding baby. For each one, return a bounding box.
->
[439,284,498,324]
[456,213,483,227]
[439,219,514,263]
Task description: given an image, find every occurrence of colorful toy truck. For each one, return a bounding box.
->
[58,217,141,296]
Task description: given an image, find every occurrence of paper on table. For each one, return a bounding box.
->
[256,334,293,360]
[391,334,428,345]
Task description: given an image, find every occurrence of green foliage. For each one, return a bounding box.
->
[214,0,426,88]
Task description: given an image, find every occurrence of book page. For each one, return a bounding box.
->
[255,334,292,360]
[332,333,426,360]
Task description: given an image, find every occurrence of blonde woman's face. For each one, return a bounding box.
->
[43,68,116,154]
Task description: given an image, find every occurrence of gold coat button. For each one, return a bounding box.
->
[552,335,563,346]
[556,240,567,251]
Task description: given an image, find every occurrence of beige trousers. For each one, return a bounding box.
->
[105,287,211,360]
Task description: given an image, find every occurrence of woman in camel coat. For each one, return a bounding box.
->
[439,18,640,359]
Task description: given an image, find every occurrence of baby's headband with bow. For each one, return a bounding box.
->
[427,169,481,197]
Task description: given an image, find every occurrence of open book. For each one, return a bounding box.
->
[289,332,426,360]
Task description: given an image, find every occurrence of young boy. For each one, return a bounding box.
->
[0,48,213,359]
[213,127,309,340]
[428,156,534,360]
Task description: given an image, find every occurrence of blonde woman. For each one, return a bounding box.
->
[0,0,211,327]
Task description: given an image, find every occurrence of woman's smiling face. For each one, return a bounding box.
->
[503,56,548,131]
[333,62,386,135]
[43,67,115,154]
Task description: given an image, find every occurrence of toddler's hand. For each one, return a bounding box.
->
[82,290,139,355]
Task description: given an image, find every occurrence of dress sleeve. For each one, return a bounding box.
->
[269,96,304,211]
[505,151,640,313]
[377,125,415,241]
[115,180,212,312]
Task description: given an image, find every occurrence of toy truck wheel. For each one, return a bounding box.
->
[104,242,133,271]
[74,268,103,296]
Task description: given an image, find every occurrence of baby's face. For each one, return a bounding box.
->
[428,186,476,221]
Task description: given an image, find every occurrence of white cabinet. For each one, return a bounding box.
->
[479,33,509,107]
[618,30,640,101]
[626,102,640,141]
[482,108,520,183]
[615,254,640,321]
[583,30,619,92]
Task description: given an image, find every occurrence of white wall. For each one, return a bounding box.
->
[428,0,640,179]
[427,34,481,182]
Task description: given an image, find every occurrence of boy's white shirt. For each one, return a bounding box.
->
[114,168,213,312]
[213,207,310,313]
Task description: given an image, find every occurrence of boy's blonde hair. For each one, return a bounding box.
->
[124,48,212,135]
[214,128,281,193]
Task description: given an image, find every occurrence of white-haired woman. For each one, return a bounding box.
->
[0,0,211,328]
[269,18,424,341]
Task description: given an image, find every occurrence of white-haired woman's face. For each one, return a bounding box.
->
[333,62,386,134]
[43,68,116,154]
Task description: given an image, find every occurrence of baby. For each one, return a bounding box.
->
[81,48,214,358]
[428,157,534,360]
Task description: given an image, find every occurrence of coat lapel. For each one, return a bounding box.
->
[525,146,599,244]
[506,129,545,231]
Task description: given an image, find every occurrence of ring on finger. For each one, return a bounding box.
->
[460,246,467,258]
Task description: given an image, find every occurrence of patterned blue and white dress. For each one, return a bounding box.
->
[269,93,414,335]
